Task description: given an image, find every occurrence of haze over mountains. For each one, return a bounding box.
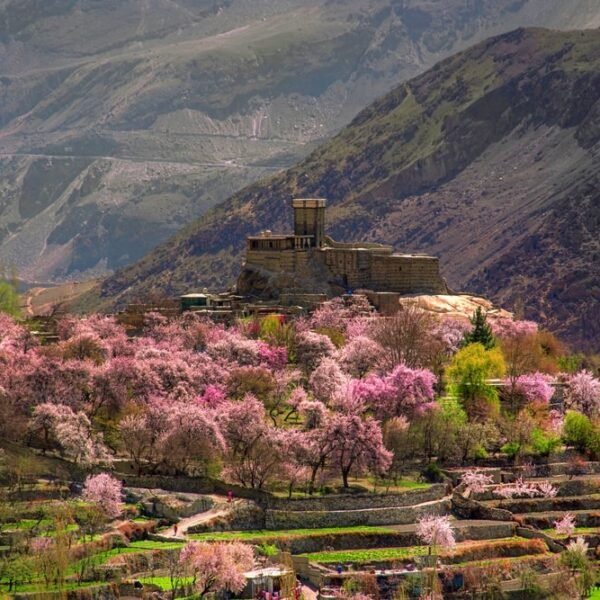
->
[95,27,600,351]
[1,0,599,283]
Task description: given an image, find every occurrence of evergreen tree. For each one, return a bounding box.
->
[464,307,495,349]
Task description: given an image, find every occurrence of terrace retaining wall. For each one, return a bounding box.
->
[14,584,119,600]
[258,521,515,554]
[266,498,451,529]
[451,492,513,521]
[266,485,445,511]
[118,473,270,503]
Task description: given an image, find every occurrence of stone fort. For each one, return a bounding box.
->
[236,198,448,304]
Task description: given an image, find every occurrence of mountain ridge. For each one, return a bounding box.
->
[91,27,600,351]
[1,0,599,282]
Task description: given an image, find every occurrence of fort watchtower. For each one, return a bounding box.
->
[292,198,326,248]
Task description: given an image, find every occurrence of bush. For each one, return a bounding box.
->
[530,428,561,457]
[421,462,444,483]
[563,411,594,453]
[501,441,521,460]
[257,542,279,557]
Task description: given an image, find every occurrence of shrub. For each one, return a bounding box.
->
[530,427,561,457]
[501,441,521,460]
[421,462,443,483]
[257,542,279,557]
[563,411,594,453]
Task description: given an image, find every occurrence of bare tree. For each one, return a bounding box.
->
[373,305,439,370]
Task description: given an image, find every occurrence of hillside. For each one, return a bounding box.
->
[1,1,600,282]
[94,27,600,351]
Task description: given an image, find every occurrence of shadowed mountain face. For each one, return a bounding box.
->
[1,0,599,282]
[95,27,600,351]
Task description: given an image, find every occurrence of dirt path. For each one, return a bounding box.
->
[161,498,242,538]
[300,584,318,600]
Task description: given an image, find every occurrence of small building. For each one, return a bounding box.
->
[240,566,294,599]
[180,293,210,311]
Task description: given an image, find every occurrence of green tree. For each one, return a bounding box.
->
[0,279,20,317]
[447,343,505,416]
[464,307,495,349]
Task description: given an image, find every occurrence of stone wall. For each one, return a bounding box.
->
[494,495,600,513]
[14,584,119,600]
[118,474,269,503]
[187,501,266,532]
[254,521,514,555]
[266,485,445,511]
[266,498,450,529]
[370,254,447,294]
[451,492,513,521]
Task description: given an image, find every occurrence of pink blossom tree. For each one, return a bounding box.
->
[257,342,288,370]
[382,364,437,419]
[295,330,336,372]
[460,469,494,495]
[326,414,392,488]
[351,365,437,421]
[298,399,328,430]
[31,403,111,466]
[554,513,576,537]
[218,395,285,489]
[490,318,538,339]
[494,478,554,500]
[338,336,383,378]
[309,298,350,332]
[160,402,226,476]
[82,473,123,519]
[197,384,227,408]
[179,541,254,598]
[433,318,471,354]
[416,515,456,551]
[309,357,347,403]
[508,372,554,405]
[565,371,600,418]
[206,331,261,366]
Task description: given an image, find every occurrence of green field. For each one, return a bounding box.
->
[543,527,600,538]
[138,576,194,590]
[189,525,397,542]
[300,546,428,564]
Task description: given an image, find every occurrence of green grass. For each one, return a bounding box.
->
[269,477,430,497]
[300,546,428,564]
[189,525,396,542]
[0,518,52,531]
[129,540,184,550]
[138,576,193,590]
[543,526,600,539]
[0,580,110,593]
[67,540,184,576]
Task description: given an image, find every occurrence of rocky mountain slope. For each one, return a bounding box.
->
[95,27,600,351]
[1,0,599,283]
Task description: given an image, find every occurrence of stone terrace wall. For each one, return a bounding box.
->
[118,474,269,503]
[254,521,515,554]
[266,498,451,529]
[266,485,445,511]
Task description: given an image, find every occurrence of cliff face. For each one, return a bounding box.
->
[94,28,600,350]
[1,1,600,282]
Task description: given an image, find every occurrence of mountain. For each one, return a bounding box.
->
[1,1,599,283]
[92,27,600,351]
